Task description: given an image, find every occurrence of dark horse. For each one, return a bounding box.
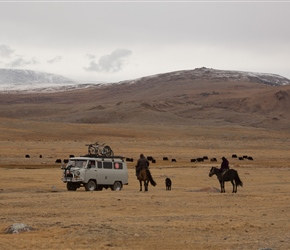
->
[209,167,243,193]
[137,168,157,191]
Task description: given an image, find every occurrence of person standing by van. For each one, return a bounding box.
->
[135,154,149,177]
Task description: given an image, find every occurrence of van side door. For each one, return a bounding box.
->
[98,161,114,185]
[84,160,97,182]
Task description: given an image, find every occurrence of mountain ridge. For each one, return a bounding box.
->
[0,67,290,93]
[117,67,290,87]
[1,67,290,131]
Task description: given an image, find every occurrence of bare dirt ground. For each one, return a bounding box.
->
[1,165,290,250]
[1,121,290,250]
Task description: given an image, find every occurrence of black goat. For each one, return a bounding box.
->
[165,178,172,191]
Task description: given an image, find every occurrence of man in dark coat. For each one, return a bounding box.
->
[219,156,229,172]
[135,154,149,177]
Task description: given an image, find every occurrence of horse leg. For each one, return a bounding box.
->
[234,180,238,193]
[145,181,148,192]
[139,180,142,191]
[219,181,224,193]
[231,180,236,193]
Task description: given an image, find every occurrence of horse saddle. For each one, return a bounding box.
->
[221,169,229,178]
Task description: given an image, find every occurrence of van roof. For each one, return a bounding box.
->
[71,155,125,161]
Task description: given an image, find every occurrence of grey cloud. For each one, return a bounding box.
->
[86,54,96,60]
[7,57,38,68]
[1,3,289,80]
[84,49,132,73]
[47,56,62,64]
[0,44,14,58]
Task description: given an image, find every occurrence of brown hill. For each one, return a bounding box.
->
[0,68,290,131]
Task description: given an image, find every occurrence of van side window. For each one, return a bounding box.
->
[88,160,96,168]
[103,162,113,169]
[114,162,123,169]
[97,162,102,169]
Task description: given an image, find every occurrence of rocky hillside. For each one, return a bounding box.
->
[118,67,290,86]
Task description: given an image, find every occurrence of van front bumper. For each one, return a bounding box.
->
[62,177,83,183]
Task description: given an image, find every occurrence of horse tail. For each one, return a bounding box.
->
[235,172,243,187]
[146,169,157,186]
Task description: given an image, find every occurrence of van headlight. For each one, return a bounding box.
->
[74,170,80,177]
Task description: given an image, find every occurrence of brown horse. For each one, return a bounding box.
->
[137,168,157,191]
[209,166,243,193]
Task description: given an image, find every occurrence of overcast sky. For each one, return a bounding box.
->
[0,1,289,83]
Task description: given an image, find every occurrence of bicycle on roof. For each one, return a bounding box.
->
[85,142,114,157]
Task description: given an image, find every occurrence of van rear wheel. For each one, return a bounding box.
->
[111,181,122,191]
[85,180,96,191]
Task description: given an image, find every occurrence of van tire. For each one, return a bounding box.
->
[111,181,122,191]
[85,180,96,191]
[67,182,77,191]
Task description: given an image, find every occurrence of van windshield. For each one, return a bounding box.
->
[67,160,87,168]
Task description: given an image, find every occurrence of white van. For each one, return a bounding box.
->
[61,156,128,191]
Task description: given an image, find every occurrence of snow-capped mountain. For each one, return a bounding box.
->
[0,68,81,92]
[0,69,75,84]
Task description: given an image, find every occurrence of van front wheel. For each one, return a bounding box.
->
[111,181,122,191]
[67,182,77,191]
[85,180,96,191]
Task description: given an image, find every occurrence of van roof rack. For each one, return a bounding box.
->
[79,154,125,159]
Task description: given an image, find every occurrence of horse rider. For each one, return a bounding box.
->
[135,154,150,177]
[219,156,229,173]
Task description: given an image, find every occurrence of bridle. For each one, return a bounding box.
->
[209,167,216,177]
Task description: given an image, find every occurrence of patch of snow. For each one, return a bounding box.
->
[0,82,100,93]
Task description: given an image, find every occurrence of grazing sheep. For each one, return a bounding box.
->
[55,159,62,163]
[147,156,153,161]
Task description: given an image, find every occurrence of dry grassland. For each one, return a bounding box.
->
[1,120,290,249]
